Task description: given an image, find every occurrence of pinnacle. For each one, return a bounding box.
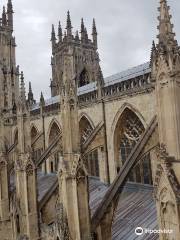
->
[66,10,72,30]
[92,18,97,34]
[157,0,177,47]
[51,24,56,41]
[81,18,85,32]
[29,82,32,93]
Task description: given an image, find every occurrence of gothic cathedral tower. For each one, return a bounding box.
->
[0,0,19,112]
[50,12,102,97]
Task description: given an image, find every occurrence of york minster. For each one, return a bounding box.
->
[0,0,180,239]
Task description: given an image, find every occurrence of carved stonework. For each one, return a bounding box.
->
[15,151,35,172]
[154,144,180,201]
[71,155,87,178]
[25,164,33,176]
[0,160,6,168]
[56,202,71,240]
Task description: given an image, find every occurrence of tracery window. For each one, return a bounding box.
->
[114,108,152,184]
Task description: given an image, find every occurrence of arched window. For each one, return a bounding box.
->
[31,126,38,144]
[49,122,61,145]
[114,108,152,184]
[79,69,90,87]
[79,116,93,145]
[48,121,62,172]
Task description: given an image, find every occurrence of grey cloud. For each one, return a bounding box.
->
[1,0,180,99]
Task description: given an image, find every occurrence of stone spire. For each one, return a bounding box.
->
[150,40,157,67]
[40,91,45,106]
[51,24,56,54]
[81,18,86,43]
[51,24,56,42]
[28,82,35,105]
[20,71,26,103]
[92,18,97,49]
[66,11,72,38]
[157,0,177,49]
[7,0,13,31]
[58,21,62,42]
[2,6,7,26]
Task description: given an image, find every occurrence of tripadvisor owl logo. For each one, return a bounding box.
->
[135,227,144,236]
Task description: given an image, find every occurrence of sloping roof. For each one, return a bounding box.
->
[104,62,151,87]
[89,178,158,240]
[31,95,60,111]
[10,172,157,239]
[37,171,57,202]
[31,62,151,111]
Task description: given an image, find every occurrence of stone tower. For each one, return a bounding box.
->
[152,0,180,239]
[0,0,19,112]
[50,11,102,97]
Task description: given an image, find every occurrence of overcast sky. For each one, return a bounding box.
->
[2,0,180,99]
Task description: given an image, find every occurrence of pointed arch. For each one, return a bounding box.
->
[48,119,62,145]
[112,103,152,184]
[79,112,95,129]
[47,119,62,173]
[79,114,94,145]
[30,124,39,144]
[111,103,147,135]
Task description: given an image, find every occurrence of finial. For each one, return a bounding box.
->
[81,18,86,43]
[58,21,62,42]
[97,66,104,85]
[2,6,7,26]
[20,71,26,102]
[51,24,56,41]
[81,18,85,32]
[92,18,97,34]
[66,11,72,38]
[7,0,13,13]
[150,40,157,67]
[7,0,13,30]
[29,82,32,93]
[28,82,35,105]
[40,92,45,106]
[92,18,98,49]
[157,0,177,48]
